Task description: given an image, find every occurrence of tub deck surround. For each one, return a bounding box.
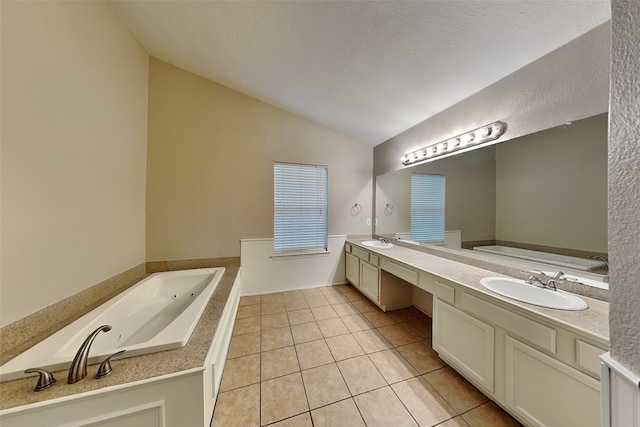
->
[0,258,241,367]
[0,267,239,411]
[0,268,225,382]
[348,239,609,346]
[146,256,241,273]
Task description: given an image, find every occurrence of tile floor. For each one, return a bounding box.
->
[211,284,523,427]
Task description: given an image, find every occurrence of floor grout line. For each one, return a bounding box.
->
[214,284,522,427]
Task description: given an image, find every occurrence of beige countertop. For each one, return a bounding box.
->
[0,267,239,412]
[347,239,609,346]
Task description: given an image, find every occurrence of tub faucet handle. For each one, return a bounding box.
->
[96,350,126,379]
[24,368,56,392]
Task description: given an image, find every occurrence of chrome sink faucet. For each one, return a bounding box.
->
[379,237,390,244]
[523,273,544,286]
[68,325,111,384]
[522,271,558,291]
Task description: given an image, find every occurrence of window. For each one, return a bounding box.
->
[274,162,328,254]
[410,173,445,242]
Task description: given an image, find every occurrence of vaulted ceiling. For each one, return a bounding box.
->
[111,1,611,146]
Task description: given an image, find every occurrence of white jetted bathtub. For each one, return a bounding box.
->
[0,267,225,383]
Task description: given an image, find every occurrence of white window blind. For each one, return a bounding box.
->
[274,162,328,254]
[410,173,445,242]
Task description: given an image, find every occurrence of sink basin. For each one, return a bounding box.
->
[480,277,588,311]
[361,240,394,249]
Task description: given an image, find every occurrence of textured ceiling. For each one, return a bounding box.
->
[111,1,611,146]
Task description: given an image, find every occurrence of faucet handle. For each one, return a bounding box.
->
[24,368,56,392]
[96,350,126,379]
[519,271,544,285]
[519,270,537,281]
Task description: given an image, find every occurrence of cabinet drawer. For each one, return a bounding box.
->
[418,272,435,294]
[351,246,369,262]
[435,280,455,305]
[381,259,418,285]
[369,254,380,267]
[345,243,352,253]
[576,340,606,378]
[461,292,556,354]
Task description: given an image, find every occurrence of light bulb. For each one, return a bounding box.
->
[460,133,474,146]
[476,127,490,138]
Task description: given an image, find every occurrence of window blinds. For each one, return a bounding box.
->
[410,173,445,242]
[274,163,328,253]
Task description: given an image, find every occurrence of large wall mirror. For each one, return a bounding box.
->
[374,113,608,259]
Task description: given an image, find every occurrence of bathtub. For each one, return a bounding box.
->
[0,267,224,383]
[472,245,606,272]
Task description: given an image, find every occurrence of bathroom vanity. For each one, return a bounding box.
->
[345,239,608,427]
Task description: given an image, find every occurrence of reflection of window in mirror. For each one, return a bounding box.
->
[410,173,445,242]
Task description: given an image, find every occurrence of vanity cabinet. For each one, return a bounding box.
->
[431,276,606,427]
[345,252,360,287]
[504,336,600,427]
[360,260,379,301]
[433,298,494,393]
[345,244,380,302]
[344,243,412,311]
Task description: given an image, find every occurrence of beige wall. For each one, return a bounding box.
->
[146,59,373,261]
[495,114,608,252]
[375,147,496,242]
[0,2,149,326]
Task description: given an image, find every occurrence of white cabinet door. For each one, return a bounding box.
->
[360,261,379,302]
[345,252,360,286]
[433,298,494,393]
[504,336,600,427]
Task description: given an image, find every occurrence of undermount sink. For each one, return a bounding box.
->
[361,240,394,249]
[480,277,588,311]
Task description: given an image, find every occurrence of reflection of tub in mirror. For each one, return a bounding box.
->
[394,230,462,249]
[374,114,608,264]
[472,245,606,272]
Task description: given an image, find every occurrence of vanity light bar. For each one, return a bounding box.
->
[401,121,507,166]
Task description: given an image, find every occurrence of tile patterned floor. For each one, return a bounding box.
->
[211,284,523,427]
